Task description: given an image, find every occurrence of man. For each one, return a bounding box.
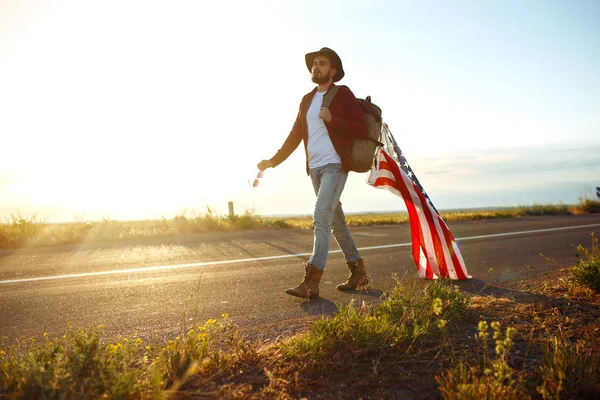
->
[257,47,369,299]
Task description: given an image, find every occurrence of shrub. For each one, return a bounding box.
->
[570,233,600,292]
[0,213,46,248]
[575,197,600,214]
[537,336,600,399]
[436,321,526,399]
[282,278,468,359]
[0,325,162,399]
[0,316,236,399]
[157,316,235,388]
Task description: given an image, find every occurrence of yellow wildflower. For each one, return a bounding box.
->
[432,298,443,316]
[495,343,505,355]
[478,321,489,339]
[478,321,488,331]
[506,327,517,340]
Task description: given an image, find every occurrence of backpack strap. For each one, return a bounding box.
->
[321,85,343,109]
[321,86,384,146]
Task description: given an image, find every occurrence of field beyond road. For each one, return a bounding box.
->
[1,200,599,250]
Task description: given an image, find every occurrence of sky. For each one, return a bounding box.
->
[1,0,599,222]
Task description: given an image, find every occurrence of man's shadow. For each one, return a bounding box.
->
[300,297,338,315]
[351,288,385,298]
[299,288,385,316]
[455,277,552,303]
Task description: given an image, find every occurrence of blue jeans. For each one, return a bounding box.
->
[307,163,361,270]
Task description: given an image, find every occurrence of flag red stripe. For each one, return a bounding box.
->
[378,159,432,277]
[369,149,471,280]
[393,157,442,278]
[379,156,436,278]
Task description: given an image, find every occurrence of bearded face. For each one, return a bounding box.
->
[311,69,332,84]
[311,55,336,84]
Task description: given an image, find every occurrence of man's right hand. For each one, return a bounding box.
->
[257,160,273,171]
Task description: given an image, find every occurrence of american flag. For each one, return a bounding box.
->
[367,124,471,280]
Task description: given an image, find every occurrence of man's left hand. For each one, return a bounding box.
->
[319,107,332,123]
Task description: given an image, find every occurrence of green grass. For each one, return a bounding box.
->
[282,278,468,360]
[1,198,599,250]
[0,317,236,399]
[537,335,600,399]
[436,321,524,400]
[570,233,600,292]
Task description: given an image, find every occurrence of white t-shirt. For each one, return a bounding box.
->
[306,91,341,169]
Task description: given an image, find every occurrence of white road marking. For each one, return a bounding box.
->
[455,223,600,241]
[1,223,598,285]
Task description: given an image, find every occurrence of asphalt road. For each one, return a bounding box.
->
[1,214,599,344]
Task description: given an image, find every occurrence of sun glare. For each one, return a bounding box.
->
[1,1,599,222]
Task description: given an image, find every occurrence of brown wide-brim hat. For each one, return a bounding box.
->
[305,47,345,82]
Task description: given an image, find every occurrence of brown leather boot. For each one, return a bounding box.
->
[336,258,369,290]
[285,264,324,299]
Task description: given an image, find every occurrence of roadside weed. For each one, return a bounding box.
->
[537,335,600,399]
[281,278,468,359]
[0,317,235,399]
[157,316,236,389]
[0,325,163,399]
[570,233,600,292]
[436,321,526,400]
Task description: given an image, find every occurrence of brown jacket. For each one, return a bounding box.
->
[270,83,368,174]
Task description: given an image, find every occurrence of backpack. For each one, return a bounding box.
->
[322,86,383,173]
